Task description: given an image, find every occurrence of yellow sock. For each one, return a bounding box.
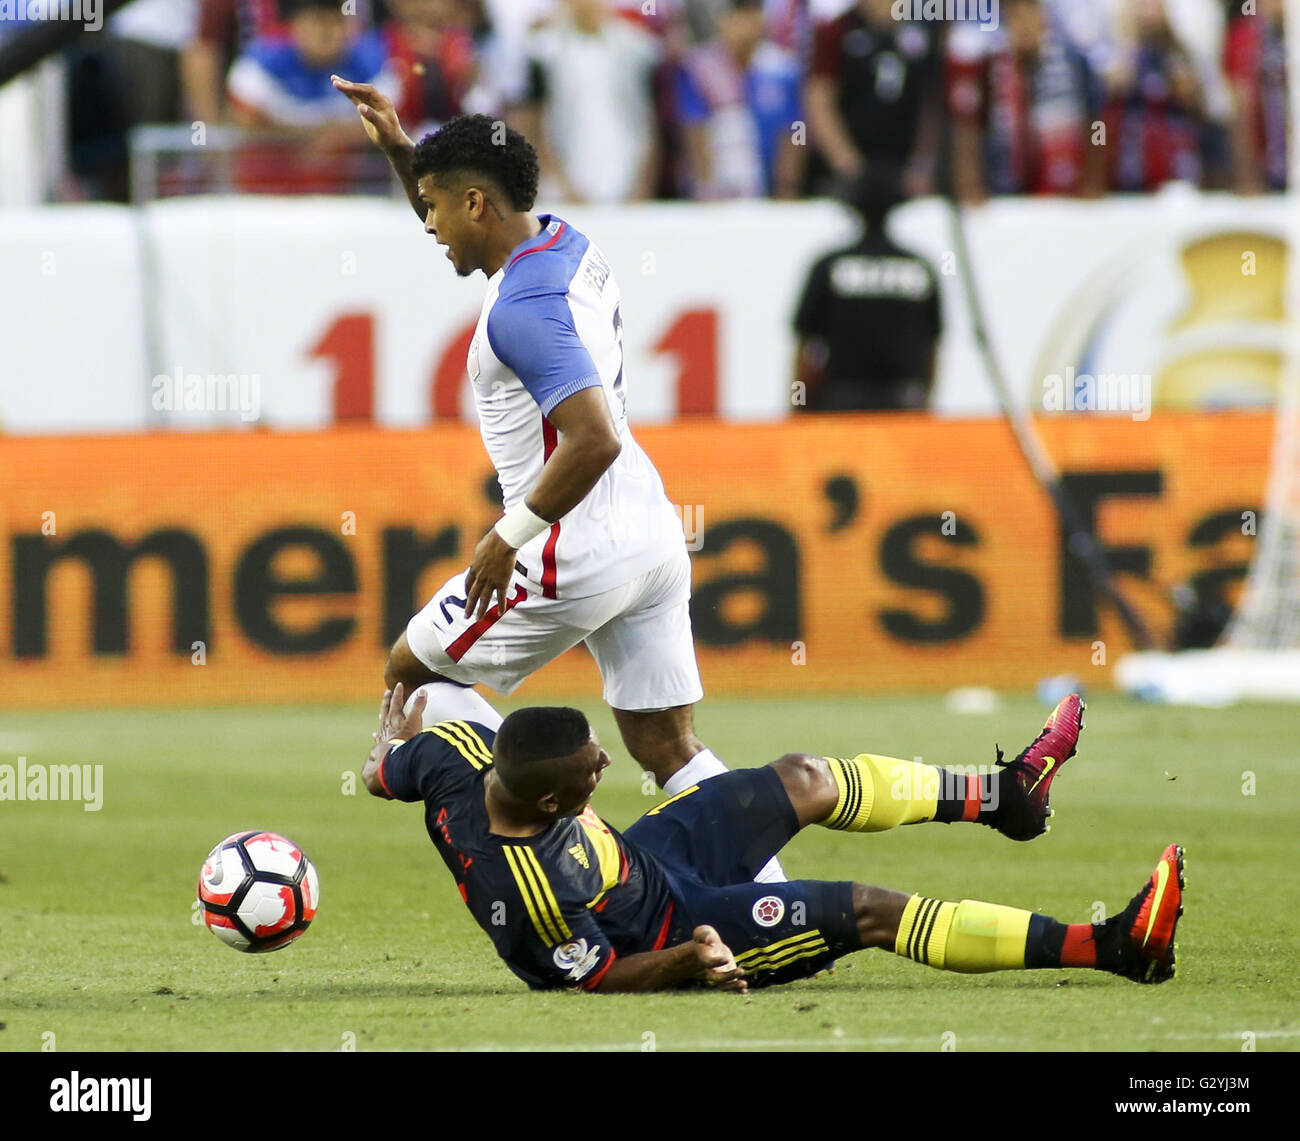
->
[894,895,1031,971]
[819,754,940,831]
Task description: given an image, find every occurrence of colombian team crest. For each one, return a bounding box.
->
[752,896,785,927]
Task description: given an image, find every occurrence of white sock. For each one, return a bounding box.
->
[661,748,789,884]
[662,747,727,796]
[404,682,504,732]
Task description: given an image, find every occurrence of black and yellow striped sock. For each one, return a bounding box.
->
[894,895,1032,972]
[820,755,997,832]
[895,895,1112,972]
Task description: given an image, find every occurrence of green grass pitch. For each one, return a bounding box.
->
[0,695,1295,1052]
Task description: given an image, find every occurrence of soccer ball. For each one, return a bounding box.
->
[197,831,319,953]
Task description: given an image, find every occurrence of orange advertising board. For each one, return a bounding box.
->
[0,413,1271,708]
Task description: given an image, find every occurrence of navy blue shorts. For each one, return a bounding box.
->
[624,767,860,988]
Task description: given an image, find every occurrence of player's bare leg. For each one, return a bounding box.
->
[611,704,704,789]
[617,705,788,883]
[385,634,504,730]
[384,631,442,693]
[848,884,910,948]
[766,752,841,825]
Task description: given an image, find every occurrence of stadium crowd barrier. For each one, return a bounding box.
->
[0,194,1291,432]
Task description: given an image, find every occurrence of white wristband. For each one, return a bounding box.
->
[494,501,551,549]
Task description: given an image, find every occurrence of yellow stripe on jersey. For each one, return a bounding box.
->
[577,807,622,907]
[427,723,486,771]
[643,784,700,817]
[521,848,571,942]
[503,846,571,946]
[746,940,830,975]
[503,846,564,946]
[734,929,820,960]
[735,934,830,974]
[735,929,826,967]
[440,720,493,768]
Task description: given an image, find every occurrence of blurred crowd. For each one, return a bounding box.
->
[33,0,1289,202]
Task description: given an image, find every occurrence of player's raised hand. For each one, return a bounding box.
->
[376,683,427,743]
[692,925,748,994]
[331,74,412,156]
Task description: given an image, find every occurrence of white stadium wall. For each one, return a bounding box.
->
[0,191,1291,432]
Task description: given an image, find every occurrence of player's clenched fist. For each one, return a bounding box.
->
[692,925,747,993]
[331,74,412,156]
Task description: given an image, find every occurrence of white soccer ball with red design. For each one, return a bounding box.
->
[197,831,319,953]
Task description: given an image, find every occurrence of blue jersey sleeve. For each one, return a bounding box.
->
[486,291,603,416]
[376,737,425,802]
[377,721,495,803]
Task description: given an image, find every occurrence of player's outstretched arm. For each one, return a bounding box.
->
[331,75,424,220]
[594,926,748,995]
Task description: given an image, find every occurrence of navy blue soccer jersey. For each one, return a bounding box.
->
[377,721,676,990]
[378,723,862,990]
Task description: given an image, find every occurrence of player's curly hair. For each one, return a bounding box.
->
[411,115,540,212]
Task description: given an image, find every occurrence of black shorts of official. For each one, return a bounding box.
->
[624,767,861,988]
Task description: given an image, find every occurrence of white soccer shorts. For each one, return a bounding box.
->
[404,549,704,712]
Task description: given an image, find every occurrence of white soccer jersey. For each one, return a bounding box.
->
[468,215,686,600]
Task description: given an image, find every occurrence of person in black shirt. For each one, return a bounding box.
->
[805,0,942,196]
[792,167,942,412]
